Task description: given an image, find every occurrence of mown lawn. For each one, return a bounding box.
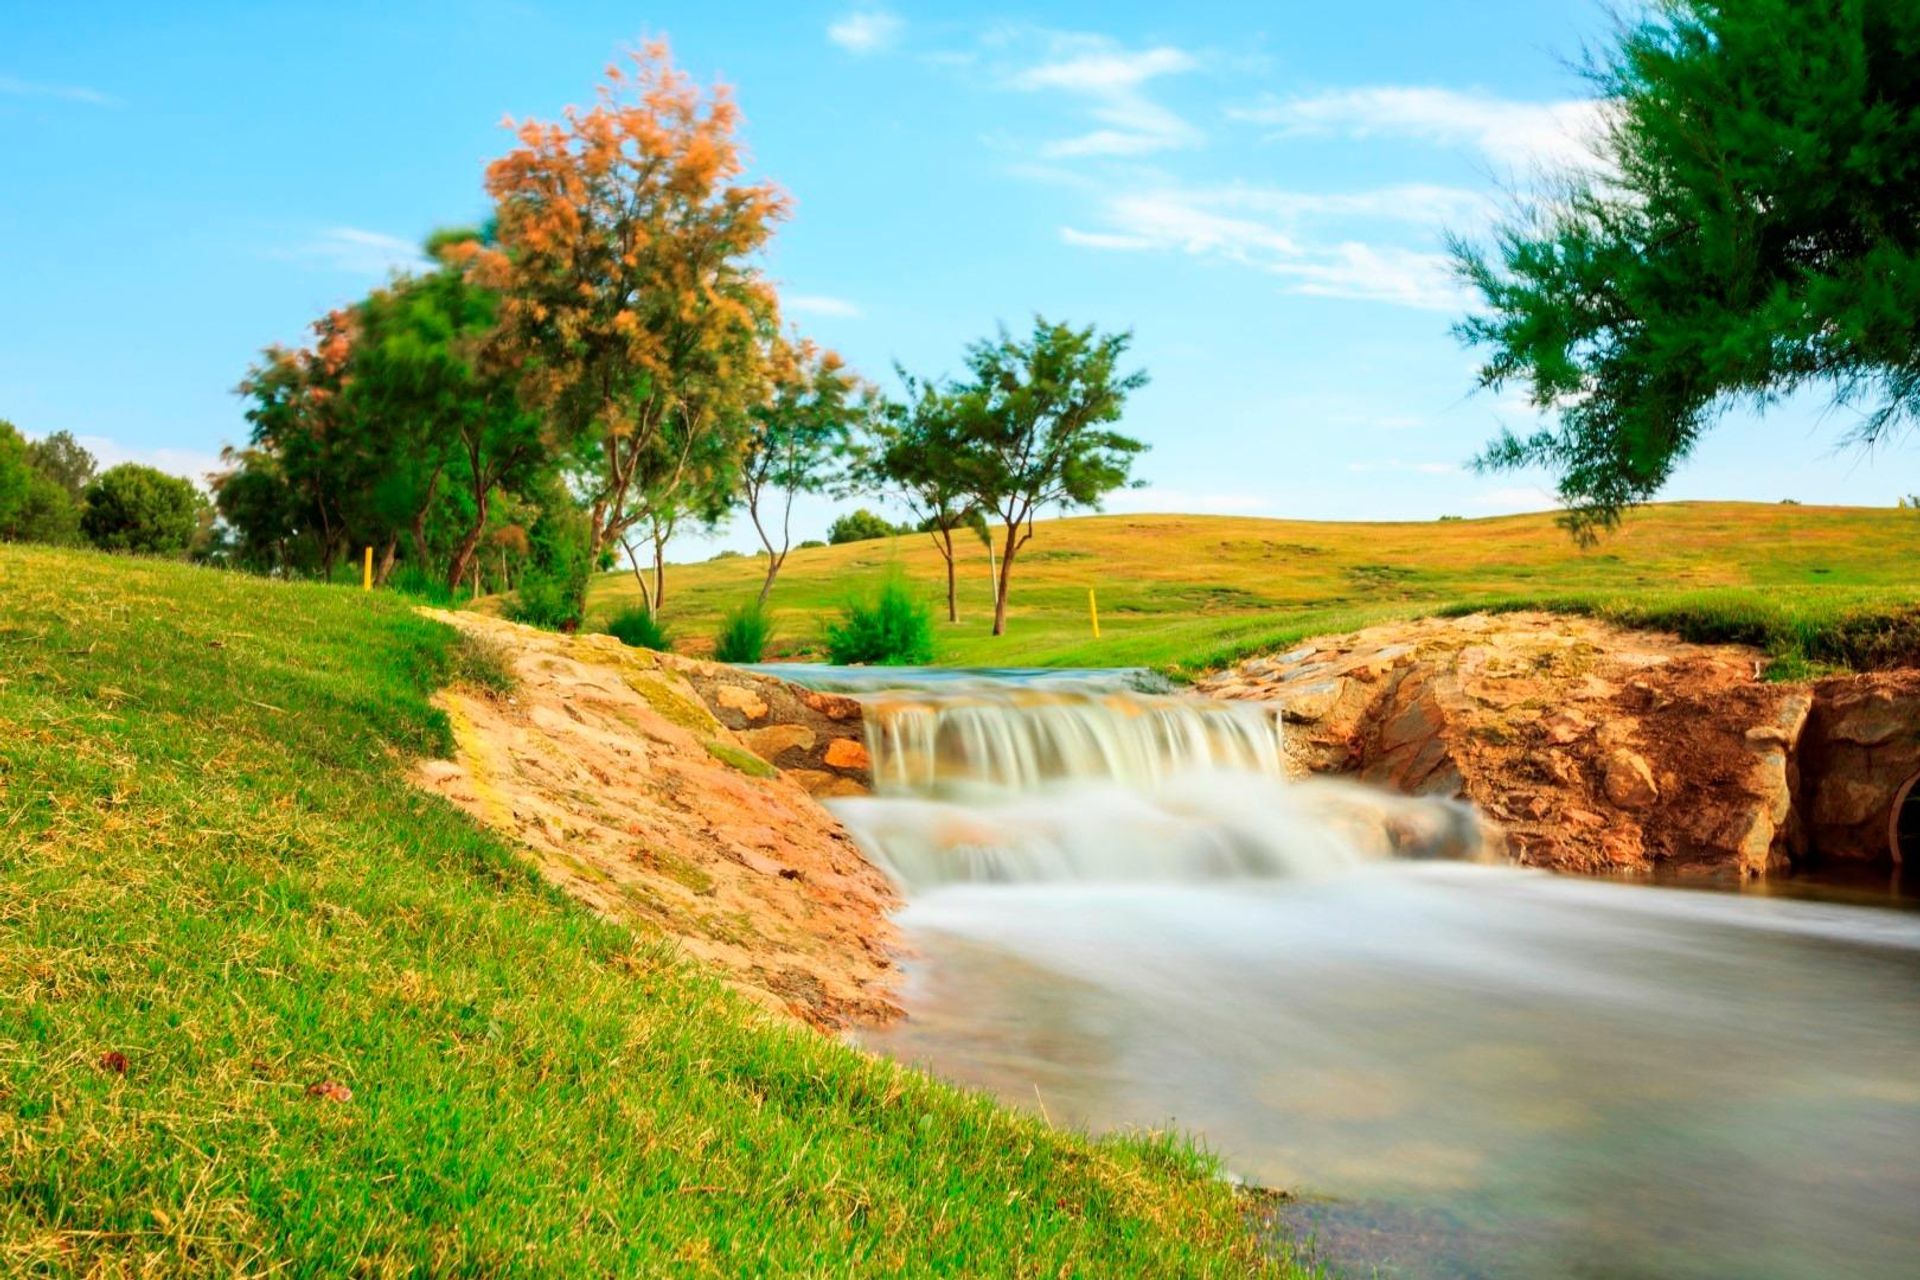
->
[0,546,1295,1276]
[586,502,1920,677]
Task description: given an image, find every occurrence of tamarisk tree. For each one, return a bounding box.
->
[1453,0,1920,538]
[463,42,785,564]
[953,319,1147,636]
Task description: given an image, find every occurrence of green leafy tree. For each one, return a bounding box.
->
[860,370,982,623]
[25,430,97,502]
[826,508,904,545]
[1453,0,1920,538]
[0,422,83,545]
[741,337,864,606]
[952,318,1147,636]
[81,463,206,555]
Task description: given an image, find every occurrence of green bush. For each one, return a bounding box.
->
[505,571,584,632]
[387,563,463,607]
[825,576,934,666]
[606,605,673,652]
[826,508,905,545]
[797,539,826,550]
[712,603,773,663]
[79,463,206,555]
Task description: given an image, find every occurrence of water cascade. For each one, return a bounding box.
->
[814,670,1920,1280]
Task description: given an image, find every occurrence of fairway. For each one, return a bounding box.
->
[588,502,1920,675]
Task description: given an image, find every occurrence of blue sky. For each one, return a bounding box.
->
[3,1,1912,552]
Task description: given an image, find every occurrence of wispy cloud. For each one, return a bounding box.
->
[828,10,903,55]
[1345,460,1462,475]
[784,293,864,319]
[1010,36,1203,158]
[275,227,428,278]
[1231,86,1607,170]
[73,436,224,489]
[1057,182,1469,310]
[0,74,118,106]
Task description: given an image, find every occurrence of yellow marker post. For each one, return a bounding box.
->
[1088,587,1101,639]
[363,546,373,591]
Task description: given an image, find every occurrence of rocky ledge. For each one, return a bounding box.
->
[1197,611,1920,879]
[413,612,897,1028]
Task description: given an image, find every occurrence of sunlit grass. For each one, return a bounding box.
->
[0,546,1298,1275]
[587,502,1920,677]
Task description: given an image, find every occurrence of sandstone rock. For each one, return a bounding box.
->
[1603,750,1660,810]
[824,737,871,770]
[1276,680,1343,723]
[1541,708,1594,745]
[713,684,770,721]
[1811,777,1888,828]
[741,723,816,765]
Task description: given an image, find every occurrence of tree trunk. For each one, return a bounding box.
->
[992,525,1020,637]
[446,488,490,593]
[940,527,959,623]
[652,542,665,613]
[756,552,785,608]
[375,539,398,587]
[407,468,440,570]
[622,536,655,616]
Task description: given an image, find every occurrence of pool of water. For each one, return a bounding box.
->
[853,860,1920,1279]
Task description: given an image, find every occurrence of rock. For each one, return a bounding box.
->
[1541,708,1594,745]
[1276,680,1343,723]
[741,723,816,765]
[1603,749,1660,810]
[713,684,770,721]
[1827,693,1909,746]
[1811,777,1888,828]
[824,737,870,770]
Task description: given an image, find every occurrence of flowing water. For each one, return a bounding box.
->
[804,670,1920,1280]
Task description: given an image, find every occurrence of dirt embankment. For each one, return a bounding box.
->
[1198,612,1920,878]
[414,611,897,1028]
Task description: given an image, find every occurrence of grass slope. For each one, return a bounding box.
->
[0,547,1290,1276]
[589,502,1920,676]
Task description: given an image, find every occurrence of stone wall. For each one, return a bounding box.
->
[1799,672,1920,862]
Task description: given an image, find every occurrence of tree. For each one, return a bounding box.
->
[0,422,86,546]
[25,430,96,502]
[952,318,1147,636]
[861,370,981,622]
[741,337,863,606]
[826,508,904,545]
[236,311,360,578]
[1453,0,1920,538]
[355,239,548,591]
[462,43,786,567]
[81,463,205,555]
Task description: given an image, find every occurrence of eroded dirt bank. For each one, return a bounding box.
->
[414,611,898,1028]
[1198,611,1920,878]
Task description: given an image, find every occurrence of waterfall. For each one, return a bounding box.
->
[862,690,1284,797]
[828,682,1487,894]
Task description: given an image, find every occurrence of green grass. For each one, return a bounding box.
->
[589,502,1920,677]
[0,546,1294,1276]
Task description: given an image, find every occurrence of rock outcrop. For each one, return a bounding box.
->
[413,611,898,1028]
[1197,612,1815,878]
[667,660,872,798]
[1799,671,1920,862]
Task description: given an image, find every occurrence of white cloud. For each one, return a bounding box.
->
[1010,36,1203,158]
[1059,226,1153,251]
[277,227,428,278]
[0,74,117,106]
[828,10,903,55]
[1346,460,1462,475]
[1057,182,1467,310]
[1231,86,1607,170]
[73,436,225,489]
[784,293,864,318]
[1011,46,1196,95]
[1473,484,1560,512]
[1103,486,1273,515]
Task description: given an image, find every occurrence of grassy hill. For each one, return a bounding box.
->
[0,547,1291,1275]
[588,502,1920,677]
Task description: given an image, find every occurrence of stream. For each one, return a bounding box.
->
[773,667,1920,1279]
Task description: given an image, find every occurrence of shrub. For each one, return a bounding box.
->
[505,571,584,632]
[388,563,463,607]
[825,576,934,666]
[708,548,745,561]
[606,605,673,652]
[79,463,206,555]
[826,508,905,545]
[797,539,826,550]
[712,602,773,663]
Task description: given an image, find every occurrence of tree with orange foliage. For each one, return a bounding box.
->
[461,42,786,572]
